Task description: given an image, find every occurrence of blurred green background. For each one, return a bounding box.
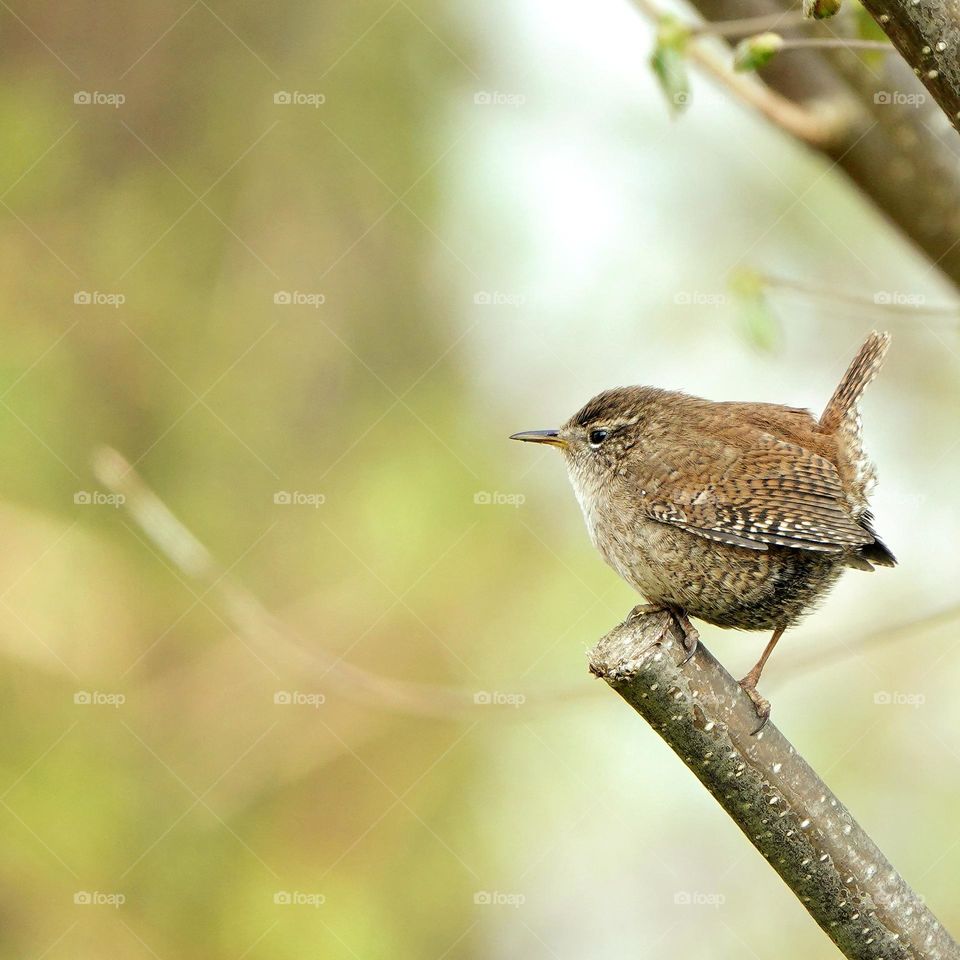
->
[1,1,958,957]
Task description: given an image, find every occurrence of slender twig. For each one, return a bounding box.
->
[590,610,960,960]
[92,447,595,721]
[781,602,960,682]
[690,9,808,37]
[690,38,856,145]
[93,447,485,718]
[757,271,960,321]
[779,37,894,52]
[631,0,859,146]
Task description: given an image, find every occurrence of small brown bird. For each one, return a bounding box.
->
[511,332,895,731]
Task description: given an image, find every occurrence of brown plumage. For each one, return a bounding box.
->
[511,332,895,730]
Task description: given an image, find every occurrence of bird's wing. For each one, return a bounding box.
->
[626,431,872,554]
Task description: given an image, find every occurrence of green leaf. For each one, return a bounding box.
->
[650,16,692,115]
[728,267,763,301]
[729,268,780,352]
[733,32,784,72]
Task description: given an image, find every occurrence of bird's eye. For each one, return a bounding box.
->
[588,429,608,448]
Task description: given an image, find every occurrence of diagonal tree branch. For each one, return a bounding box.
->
[589,610,960,960]
[857,0,960,131]
[635,0,960,288]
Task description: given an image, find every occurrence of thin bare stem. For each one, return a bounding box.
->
[780,37,894,52]
[631,0,859,146]
[780,603,960,682]
[690,38,856,145]
[691,9,808,36]
[93,447,595,721]
[757,272,960,321]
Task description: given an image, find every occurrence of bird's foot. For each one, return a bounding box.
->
[627,604,699,664]
[672,610,700,665]
[737,677,771,736]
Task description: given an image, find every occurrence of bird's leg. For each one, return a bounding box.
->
[627,603,699,664]
[738,626,786,735]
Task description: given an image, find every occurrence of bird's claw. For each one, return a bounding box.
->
[628,603,666,621]
[627,604,700,665]
[673,611,700,665]
[738,679,771,735]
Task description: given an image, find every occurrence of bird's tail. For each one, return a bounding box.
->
[819,331,890,433]
[819,332,891,535]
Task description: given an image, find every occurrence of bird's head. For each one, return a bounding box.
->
[510,386,667,490]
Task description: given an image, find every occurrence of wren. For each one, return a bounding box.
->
[511,332,895,731]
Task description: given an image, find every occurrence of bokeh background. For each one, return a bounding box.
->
[1,0,959,957]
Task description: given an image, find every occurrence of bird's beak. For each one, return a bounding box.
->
[510,429,566,448]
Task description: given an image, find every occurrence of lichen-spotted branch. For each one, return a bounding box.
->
[632,0,960,286]
[858,0,960,132]
[589,611,959,960]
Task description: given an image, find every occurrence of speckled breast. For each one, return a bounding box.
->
[586,504,844,632]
